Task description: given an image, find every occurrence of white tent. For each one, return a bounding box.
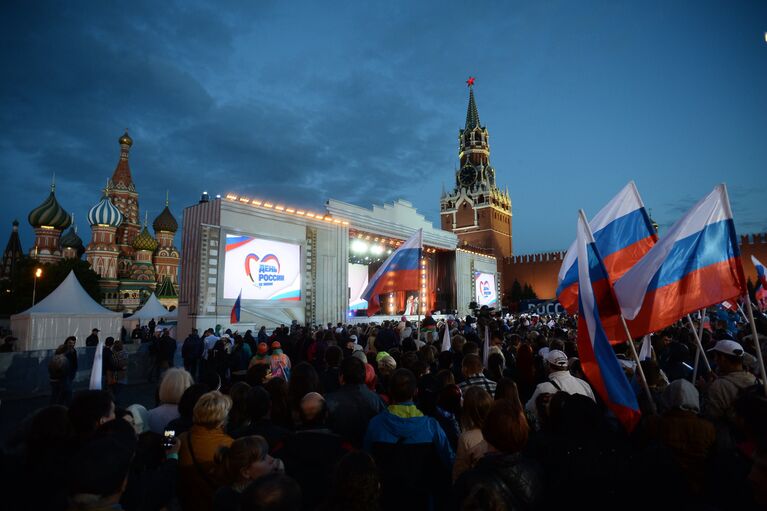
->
[125,293,170,322]
[10,271,122,351]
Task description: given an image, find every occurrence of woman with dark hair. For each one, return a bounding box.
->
[453,387,493,481]
[515,343,536,403]
[264,377,293,430]
[434,384,462,450]
[453,399,543,510]
[226,382,254,436]
[213,435,283,511]
[322,451,381,511]
[494,377,522,404]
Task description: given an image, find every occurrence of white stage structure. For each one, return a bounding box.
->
[11,271,122,351]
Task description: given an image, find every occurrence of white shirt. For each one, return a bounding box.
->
[202,334,219,359]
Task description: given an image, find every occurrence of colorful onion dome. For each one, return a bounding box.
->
[60,226,83,249]
[28,188,71,229]
[119,130,133,147]
[88,195,124,227]
[132,225,159,252]
[152,205,178,233]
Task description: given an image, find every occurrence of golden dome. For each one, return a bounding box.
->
[119,130,133,147]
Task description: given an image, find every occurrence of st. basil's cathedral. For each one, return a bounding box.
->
[14,131,179,312]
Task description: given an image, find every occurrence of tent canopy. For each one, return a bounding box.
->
[126,293,170,321]
[16,270,120,317]
[11,271,121,351]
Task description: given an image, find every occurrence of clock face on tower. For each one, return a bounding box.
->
[459,165,477,186]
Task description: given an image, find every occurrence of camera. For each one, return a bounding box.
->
[163,429,176,449]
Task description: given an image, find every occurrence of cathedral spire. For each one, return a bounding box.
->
[465,77,481,130]
[111,130,135,190]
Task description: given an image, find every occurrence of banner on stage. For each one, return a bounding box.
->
[224,234,302,301]
[475,272,498,307]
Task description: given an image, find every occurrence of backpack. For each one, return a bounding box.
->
[270,357,291,381]
[48,353,69,380]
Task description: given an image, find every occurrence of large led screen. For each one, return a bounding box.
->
[475,272,498,307]
[224,234,301,301]
[348,263,369,310]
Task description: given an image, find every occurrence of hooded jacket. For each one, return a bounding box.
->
[364,403,455,511]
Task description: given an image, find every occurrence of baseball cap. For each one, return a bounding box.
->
[707,339,744,357]
[546,350,569,368]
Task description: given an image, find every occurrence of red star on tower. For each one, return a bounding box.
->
[466,76,475,87]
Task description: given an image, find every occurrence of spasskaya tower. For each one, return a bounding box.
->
[440,78,512,258]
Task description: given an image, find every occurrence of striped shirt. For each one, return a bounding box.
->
[458,374,497,396]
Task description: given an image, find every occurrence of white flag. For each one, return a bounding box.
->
[89,337,105,390]
[639,335,652,361]
[483,326,490,368]
[441,324,451,352]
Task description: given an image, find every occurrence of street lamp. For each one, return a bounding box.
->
[32,267,42,306]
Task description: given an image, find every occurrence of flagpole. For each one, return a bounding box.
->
[618,316,657,415]
[578,210,656,414]
[686,314,711,372]
[737,303,750,324]
[742,294,767,395]
[692,309,705,382]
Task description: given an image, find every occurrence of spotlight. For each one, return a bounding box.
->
[351,239,368,254]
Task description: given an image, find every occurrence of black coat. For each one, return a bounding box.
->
[85,334,99,347]
[271,428,352,509]
[453,452,544,511]
[181,334,204,361]
[325,384,386,448]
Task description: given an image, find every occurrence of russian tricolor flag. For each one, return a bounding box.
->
[614,184,747,337]
[361,229,422,316]
[753,255,767,290]
[557,181,656,315]
[231,289,242,324]
[575,210,640,432]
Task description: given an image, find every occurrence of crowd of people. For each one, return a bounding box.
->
[2,308,767,511]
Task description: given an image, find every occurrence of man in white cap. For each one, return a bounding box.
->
[525,349,595,426]
[703,339,758,424]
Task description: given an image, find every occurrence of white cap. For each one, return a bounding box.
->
[707,339,744,357]
[349,334,358,342]
[538,347,550,358]
[546,349,569,368]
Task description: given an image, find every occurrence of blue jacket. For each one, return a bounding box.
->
[363,403,455,468]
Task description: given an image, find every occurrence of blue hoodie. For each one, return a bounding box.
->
[363,402,455,467]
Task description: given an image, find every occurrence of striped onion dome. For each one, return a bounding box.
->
[60,226,83,249]
[132,225,159,251]
[88,195,124,227]
[152,205,178,233]
[28,190,71,229]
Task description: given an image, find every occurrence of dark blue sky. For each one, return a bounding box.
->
[2,1,766,254]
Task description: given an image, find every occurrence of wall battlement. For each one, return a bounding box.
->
[502,232,767,300]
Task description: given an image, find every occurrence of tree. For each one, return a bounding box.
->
[0,256,101,316]
[509,279,523,302]
[521,283,538,300]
